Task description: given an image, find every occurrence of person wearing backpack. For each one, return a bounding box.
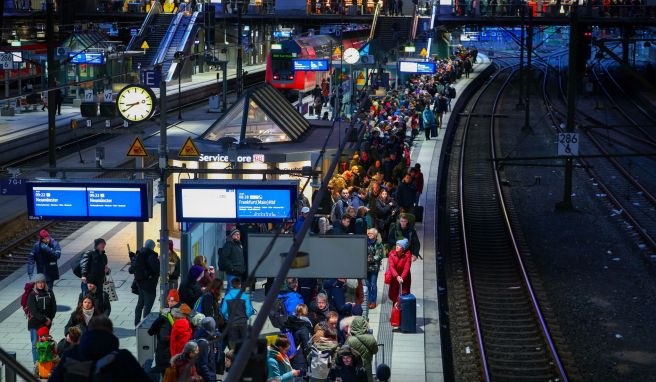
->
[284,304,313,379]
[148,289,181,377]
[79,238,109,294]
[308,324,338,382]
[27,229,61,290]
[134,239,161,326]
[387,213,421,262]
[194,279,226,331]
[49,316,151,382]
[194,317,220,382]
[221,277,254,349]
[270,278,305,329]
[220,229,245,290]
[26,273,56,363]
[344,317,378,382]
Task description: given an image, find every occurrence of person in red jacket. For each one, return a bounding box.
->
[387,239,412,306]
[170,303,193,357]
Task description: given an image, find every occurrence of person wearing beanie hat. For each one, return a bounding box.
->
[134,239,160,326]
[294,206,311,234]
[220,226,245,291]
[195,317,220,381]
[178,265,203,307]
[37,326,50,338]
[79,238,109,294]
[27,229,62,290]
[167,240,181,290]
[387,235,412,312]
[167,289,180,307]
[26,273,56,363]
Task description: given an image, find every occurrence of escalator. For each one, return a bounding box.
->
[127,3,176,71]
[157,11,200,81]
[373,16,413,54]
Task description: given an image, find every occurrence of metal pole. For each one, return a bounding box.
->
[222,61,228,111]
[523,7,533,132]
[558,3,578,211]
[177,62,182,119]
[236,3,243,98]
[46,0,57,177]
[517,5,525,109]
[136,152,144,250]
[158,65,170,308]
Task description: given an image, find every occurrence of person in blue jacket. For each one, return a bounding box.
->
[278,278,305,317]
[27,229,62,290]
[221,277,254,349]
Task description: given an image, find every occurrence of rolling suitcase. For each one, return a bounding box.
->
[414,205,424,223]
[400,291,417,333]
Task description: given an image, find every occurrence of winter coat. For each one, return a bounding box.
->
[387,222,421,258]
[221,239,245,276]
[267,346,294,382]
[328,222,350,235]
[345,317,378,382]
[78,288,111,317]
[221,288,254,324]
[137,247,160,293]
[64,308,100,335]
[79,249,108,286]
[367,237,385,274]
[309,299,331,326]
[170,318,193,357]
[195,328,220,382]
[374,197,394,230]
[148,310,175,372]
[178,277,202,308]
[284,315,313,372]
[26,287,56,330]
[327,347,368,382]
[198,292,224,327]
[48,329,150,382]
[323,279,353,318]
[395,180,416,211]
[422,108,436,130]
[28,238,62,281]
[170,353,199,381]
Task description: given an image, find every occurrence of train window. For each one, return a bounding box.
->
[271,53,294,81]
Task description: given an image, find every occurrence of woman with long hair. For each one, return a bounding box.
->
[64,295,100,335]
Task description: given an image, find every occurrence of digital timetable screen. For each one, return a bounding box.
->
[26,182,148,221]
[175,181,298,222]
[399,61,436,74]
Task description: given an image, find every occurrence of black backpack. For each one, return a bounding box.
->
[268,297,288,329]
[62,351,118,382]
[226,297,248,325]
[131,251,148,282]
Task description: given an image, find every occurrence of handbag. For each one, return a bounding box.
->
[103,275,119,302]
[384,270,391,284]
[390,305,401,327]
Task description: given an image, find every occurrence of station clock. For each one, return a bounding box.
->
[116,84,156,122]
[343,48,360,64]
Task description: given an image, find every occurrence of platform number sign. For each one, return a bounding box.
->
[557,133,579,156]
[84,89,94,102]
[103,89,113,102]
[0,53,13,69]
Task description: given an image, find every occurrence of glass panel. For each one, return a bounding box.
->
[243,100,291,143]
[204,100,245,142]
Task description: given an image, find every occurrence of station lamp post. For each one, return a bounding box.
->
[175,51,184,119]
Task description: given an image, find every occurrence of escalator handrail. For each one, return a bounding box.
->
[127,1,163,51]
[153,11,185,67]
[368,2,382,41]
[0,347,40,382]
[165,11,200,82]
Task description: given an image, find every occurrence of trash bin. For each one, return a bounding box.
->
[136,312,159,365]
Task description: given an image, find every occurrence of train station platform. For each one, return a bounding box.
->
[0,56,491,380]
[0,64,266,145]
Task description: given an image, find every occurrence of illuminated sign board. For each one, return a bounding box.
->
[404,46,416,52]
[292,59,329,71]
[175,180,298,222]
[273,31,292,38]
[398,61,436,74]
[272,53,294,59]
[68,52,105,64]
[26,182,148,221]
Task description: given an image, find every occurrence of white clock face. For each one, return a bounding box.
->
[117,85,155,122]
[344,48,360,64]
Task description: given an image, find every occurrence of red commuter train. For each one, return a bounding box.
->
[266,32,369,93]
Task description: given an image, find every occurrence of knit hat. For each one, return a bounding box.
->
[37,326,49,337]
[230,228,240,237]
[94,238,106,247]
[179,303,192,316]
[200,317,216,333]
[144,239,156,251]
[167,289,180,303]
[39,230,50,239]
[396,238,409,250]
[301,206,310,214]
[190,313,206,328]
[189,265,204,281]
[34,273,46,283]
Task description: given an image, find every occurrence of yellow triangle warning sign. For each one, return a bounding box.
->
[178,137,200,158]
[333,46,341,56]
[127,136,149,157]
[357,71,365,80]
[420,48,428,57]
[141,41,150,49]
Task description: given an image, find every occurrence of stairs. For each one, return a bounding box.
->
[130,13,176,71]
[159,13,198,80]
[373,16,414,55]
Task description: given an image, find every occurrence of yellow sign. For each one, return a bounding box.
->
[127,136,149,157]
[356,71,365,86]
[420,48,428,57]
[333,46,341,56]
[178,137,200,157]
[141,41,150,50]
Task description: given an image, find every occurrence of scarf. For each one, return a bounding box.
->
[83,308,94,324]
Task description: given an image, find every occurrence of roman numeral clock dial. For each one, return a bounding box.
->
[116,84,157,123]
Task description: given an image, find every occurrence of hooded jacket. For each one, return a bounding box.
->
[327,346,368,382]
[26,286,56,330]
[148,309,176,372]
[79,248,108,286]
[178,277,202,308]
[194,322,219,382]
[267,346,294,382]
[221,238,245,276]
[136,247,160,292]
[48,329,150,382]
[28,238,62,281]
[345,317,378,382]
[170,318,193,357]
[285,315,313,372]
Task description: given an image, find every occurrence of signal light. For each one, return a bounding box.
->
[273,75,279,80]
[288,75,294,80]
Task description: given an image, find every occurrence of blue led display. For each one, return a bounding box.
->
[399,61,436,74]
[87,187,143,218]
[68,52,105,64]
[236,189,292,219]
[32,187,87,217]
[292,59,329,71]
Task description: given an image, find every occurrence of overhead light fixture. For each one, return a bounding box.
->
[271,43,282,50]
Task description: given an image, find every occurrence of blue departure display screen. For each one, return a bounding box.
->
[27,182,148,221]
[236,189,292,219]
[176,181,298,223]
[399,61,436,74]
[292,59,329,71]
[68,52,105,64]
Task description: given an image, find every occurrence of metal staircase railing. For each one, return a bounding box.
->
[153,11,184,68]
[165,11,200,82]
[127,1,163,50]
[368,2,382,41]
[0,347,40,382]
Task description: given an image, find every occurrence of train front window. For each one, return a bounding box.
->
[271,53,294,80]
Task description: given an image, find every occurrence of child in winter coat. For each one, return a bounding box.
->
[170,304,193,358]
[35,326,59,378]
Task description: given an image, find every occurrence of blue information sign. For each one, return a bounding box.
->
[140,70,162,88]
[0,178,27,195]
[68,52,105,64]
[399,61,436,74]
[175,180,298,223]
[292,59,329,72]
[26,182,148,221]
[273,31,292,38]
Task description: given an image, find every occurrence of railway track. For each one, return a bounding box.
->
[541,55,656,251]
[445,63,569,381]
